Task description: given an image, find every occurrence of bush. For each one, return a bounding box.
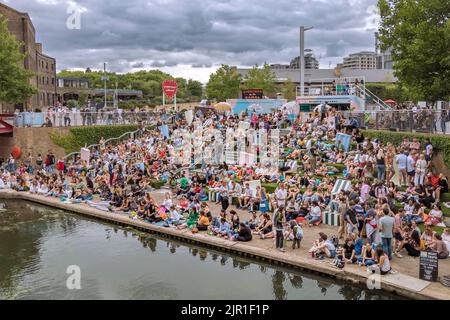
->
[363,130,450,168]
[67,99,79,109]
[51,125,139,153]
[150,179,166,189]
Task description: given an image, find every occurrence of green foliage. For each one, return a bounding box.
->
[365,83,412,103]
[150,179,166,189]
[206,65,241,101]
[281,78,296,101]
[57,69,202,105]
[378,0,450,103]
[50,125,139,153]
[0,16,37,105]
[186,79,203,98]
[242,63,276,97]
[363,129,450,168]
[66,99,79,108]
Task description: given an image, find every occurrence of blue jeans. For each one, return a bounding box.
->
[307,215,321,224]
[381,237,393,260]
[376,164,385,181]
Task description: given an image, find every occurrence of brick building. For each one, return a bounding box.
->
[0,3,57,112]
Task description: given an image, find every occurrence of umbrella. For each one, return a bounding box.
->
[384,99,397,104]
[214,102,232,111]
[280,101,299,114]
[313,103,332,112]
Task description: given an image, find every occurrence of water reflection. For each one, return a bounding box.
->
[272,271,287,300]
[0,200,401,300]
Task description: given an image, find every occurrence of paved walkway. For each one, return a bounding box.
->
[1,189,449,300]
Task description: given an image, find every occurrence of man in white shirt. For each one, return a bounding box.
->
[275,183,288,208]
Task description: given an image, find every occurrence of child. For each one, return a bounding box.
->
[290,220,303,249]
[330,246,345,269]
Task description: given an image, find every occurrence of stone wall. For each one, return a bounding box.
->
[0,127,69,163]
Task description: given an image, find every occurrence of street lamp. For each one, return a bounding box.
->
[299,26,313,96]
[102,62,109,109]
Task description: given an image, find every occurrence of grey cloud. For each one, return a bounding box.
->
[6,0,379,76]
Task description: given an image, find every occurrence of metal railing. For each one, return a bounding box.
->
[11,111,177,128]
[346,110,450,134]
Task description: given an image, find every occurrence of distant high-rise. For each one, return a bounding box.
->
[341,51,378,70]
[290,53,319,69]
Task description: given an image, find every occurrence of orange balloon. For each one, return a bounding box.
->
[11,146,22,159]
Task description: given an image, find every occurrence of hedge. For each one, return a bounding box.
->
[363,130,450,168]
[51,125,139,153]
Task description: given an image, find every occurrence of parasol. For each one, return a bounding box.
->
[214,102,232,111]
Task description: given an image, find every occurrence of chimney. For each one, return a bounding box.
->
[35,43,42,53]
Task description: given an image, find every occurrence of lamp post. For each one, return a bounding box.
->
[102,62,108,109]
[299,26,313,96]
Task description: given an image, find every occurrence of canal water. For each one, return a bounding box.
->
[0,200,400,300]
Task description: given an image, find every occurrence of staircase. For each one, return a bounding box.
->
[354,84,392,111]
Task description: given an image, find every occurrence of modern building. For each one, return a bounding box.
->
[378,48,394,70]
[341,51,378,70]
[289,53,319,69]
[0,3,57,112]
[237,67,397,86]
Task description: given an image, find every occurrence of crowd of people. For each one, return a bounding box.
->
[1,107,449,278]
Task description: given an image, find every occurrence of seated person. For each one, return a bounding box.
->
[196,211,210,231]
[309,232,336,258]
[358,243,376,266]
[232,223,253,242]
[429,233,449,259]
[424,204,443,226]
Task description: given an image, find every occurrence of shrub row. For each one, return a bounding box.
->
[51,125,139,153]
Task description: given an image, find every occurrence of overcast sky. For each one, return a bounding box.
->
[3,0,381,82]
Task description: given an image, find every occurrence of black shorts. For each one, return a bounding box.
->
[407,170,415,177]
[394,232,403,241]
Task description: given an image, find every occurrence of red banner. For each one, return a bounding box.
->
[162,80,178,98]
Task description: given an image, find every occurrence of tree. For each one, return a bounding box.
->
[242,63,276,97]
[0,16,36,107]
[378,0,450,103]
[282,78,297,101]
[187,79,203,98]
[206,65,241,101]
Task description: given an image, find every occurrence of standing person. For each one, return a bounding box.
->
[275,183,287,208]
[379,207,395,260]
[274,206,286,252]
[45,151,55,174]
[376,148,386,181]
[219,184,230,211]
[36,153,43,172]
[396,150,408,186]
[291,220,303,249]
[6,153,15,172]
[25,152,33,174]
[414,153,427,186]
[63,106,71,126]
[337,196,348,239]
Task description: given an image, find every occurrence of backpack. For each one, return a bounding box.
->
[294,225,303,239]
[330,235,339,248]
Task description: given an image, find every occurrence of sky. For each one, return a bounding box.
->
[3,0,381,83]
